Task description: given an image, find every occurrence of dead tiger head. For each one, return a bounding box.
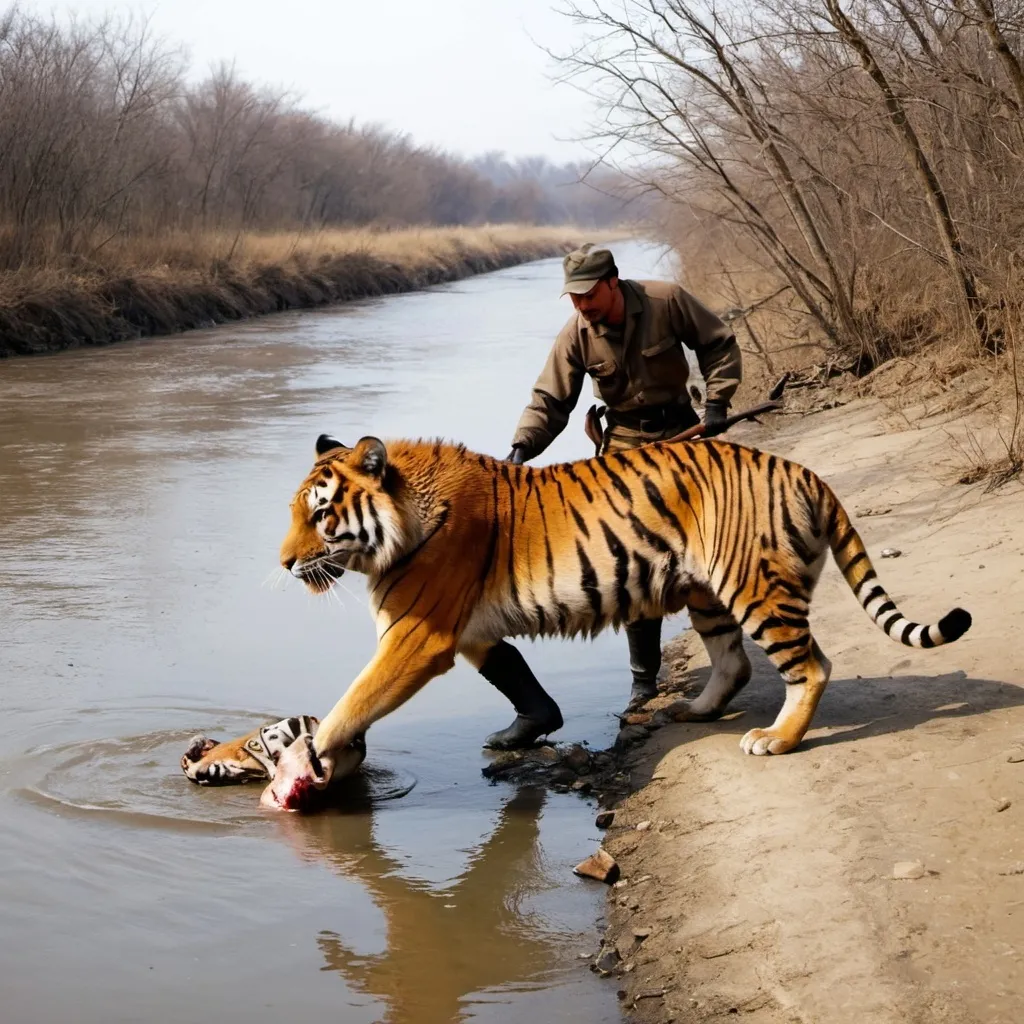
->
[280,434,408,592]
[181,715,334,786]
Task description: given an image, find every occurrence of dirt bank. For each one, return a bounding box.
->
[594,394,1024,1023]
[0,226,584,358]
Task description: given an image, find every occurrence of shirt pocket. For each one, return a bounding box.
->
[638,335,689,392]
[586,358,627,404]
[640,335,678,359]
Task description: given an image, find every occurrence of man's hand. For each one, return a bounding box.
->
[703,400,729,437]
[505,445,529,465]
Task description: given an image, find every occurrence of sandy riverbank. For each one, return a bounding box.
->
[595,393,1024,1023]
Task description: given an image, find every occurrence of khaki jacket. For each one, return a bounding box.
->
[512,279,742,457]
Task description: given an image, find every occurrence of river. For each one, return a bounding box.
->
[0,238,688,1023]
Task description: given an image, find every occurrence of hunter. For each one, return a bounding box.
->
[477,243,743,751]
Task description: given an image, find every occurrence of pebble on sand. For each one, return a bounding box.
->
[892,860,926,879]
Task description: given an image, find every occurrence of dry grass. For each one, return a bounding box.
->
[0,225,607,358]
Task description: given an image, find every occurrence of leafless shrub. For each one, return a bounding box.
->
[0,4,633,273]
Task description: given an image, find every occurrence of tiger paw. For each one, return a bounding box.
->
[181,734,217,767]
[260,735,333,811]
[739,728,799,756]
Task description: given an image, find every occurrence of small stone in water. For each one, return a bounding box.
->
[596,810,615,829]
[592,946,621,975]
[574,848,620,884]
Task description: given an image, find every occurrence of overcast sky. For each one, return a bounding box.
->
[24,0,604,161]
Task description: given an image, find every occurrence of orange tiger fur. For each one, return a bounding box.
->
[263,433,971,810]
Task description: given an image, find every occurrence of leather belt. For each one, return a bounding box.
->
[605,401,697,433]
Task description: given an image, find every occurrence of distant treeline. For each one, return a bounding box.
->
[0,5,629,270]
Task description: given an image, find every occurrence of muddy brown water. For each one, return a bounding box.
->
[0,240,687,1024]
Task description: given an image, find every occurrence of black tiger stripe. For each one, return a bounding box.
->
[780,491,817,565]
[576,541,603,621]
[352,492,365,531]
[523,469,535,508]
[565,466,593,502]
[554,476,567,509]
[777,602,808,617]
[556,601,570,634]
[844,551,868,574]
[853,568,878,596]
[833,527,855,554]
[569,503,590,538]
[686,448,713,493]
[633,551,653,600]
[796,478,823,539]
[598,460,632,502]
[635,447,660,471]
[764,635,807,656]
[739,598,766,625]
[643,478,687,540]
[751,614,794,641]
[531,483,556,597]
[480,478,502,585]
[379,579,429,639]
[505,473,521,610]
[881,611,904,634]
[392,592,451,655]
[776,648,811,675]
[370,563,413,605]
[600,519,632,622]
[669,469,691,506]
[766,455,779,549]
[872,600,897,620]
[900,621,916,645]
[628,511,673,553]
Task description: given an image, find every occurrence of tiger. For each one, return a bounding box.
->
[260,432,972,811]
[180,715,366,786]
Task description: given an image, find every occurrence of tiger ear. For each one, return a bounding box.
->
[353,436,387,478]
[316,434,346,456]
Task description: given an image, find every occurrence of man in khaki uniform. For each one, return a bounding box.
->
[476,244,742,750]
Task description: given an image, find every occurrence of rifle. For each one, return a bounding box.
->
[583,399,781,456]
[660,400,781,445]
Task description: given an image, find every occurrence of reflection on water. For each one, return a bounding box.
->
[276,787,556,1024]
[0,239,681,1023]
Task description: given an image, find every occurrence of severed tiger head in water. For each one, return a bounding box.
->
[180,715,366,787]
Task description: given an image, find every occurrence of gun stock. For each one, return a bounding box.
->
[662,400,782,445]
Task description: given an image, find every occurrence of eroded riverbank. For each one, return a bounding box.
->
[0,226,583,358]
[589,397,1024,1023]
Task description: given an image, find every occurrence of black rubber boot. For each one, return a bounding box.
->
[625,617,663,712]
[479,641,564,750]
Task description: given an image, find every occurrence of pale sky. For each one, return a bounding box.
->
[25,0,606,161]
